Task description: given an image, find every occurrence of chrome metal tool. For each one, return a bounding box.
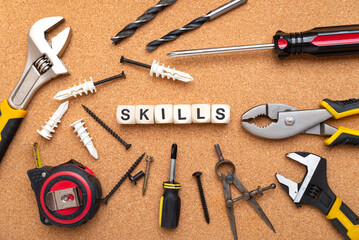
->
[0,17,71,162]
[241,99,359,146]
[214,144,276,240]
[276,152,359,239]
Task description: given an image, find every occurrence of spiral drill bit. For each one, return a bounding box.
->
[111,0,177,44]
[146,0,248,51]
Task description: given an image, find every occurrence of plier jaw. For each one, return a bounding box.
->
[276,152,336,214]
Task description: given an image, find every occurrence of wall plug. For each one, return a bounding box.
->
[54,71,126,100]
[37,101,69,140]
[70,119,98,160]
[120,56,193,82]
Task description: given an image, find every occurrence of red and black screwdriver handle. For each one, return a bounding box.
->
[273,24,359,59]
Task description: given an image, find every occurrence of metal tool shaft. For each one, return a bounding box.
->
[168,43,275,57]
[206,0,247,20]
[169,143,177,183]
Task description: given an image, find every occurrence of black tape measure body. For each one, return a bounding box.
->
[27,160,102,228]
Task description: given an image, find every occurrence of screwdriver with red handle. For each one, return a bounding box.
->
[168,24,359,59]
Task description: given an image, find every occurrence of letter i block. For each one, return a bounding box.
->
[211,104,230,123]
[174,105,192,124]
[117,106,136,124]
[192,104,211,123]
[155,105,173,124]
[136,105,154,124]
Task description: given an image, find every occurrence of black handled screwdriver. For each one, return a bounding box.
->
[168,24,359,59]
[159,143,181,229]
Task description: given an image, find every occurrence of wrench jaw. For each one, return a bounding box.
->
[277,152,337,215]
[9,17,71,110]
[241,103,299,139]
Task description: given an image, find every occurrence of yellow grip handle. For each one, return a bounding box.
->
[327,197,359,239]
[0,99,26,162]
[324,126,359,146]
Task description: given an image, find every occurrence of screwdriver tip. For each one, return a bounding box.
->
[171,143,177,159]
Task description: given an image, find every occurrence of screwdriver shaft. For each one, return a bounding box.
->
[168,43,275,57]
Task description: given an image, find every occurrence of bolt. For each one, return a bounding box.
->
[232,183,276,203]
[41,172,47,178]
[82,105,131,150]
[129,171,145,185]
[120,56,152,69]
[285,117,295,126]
[142,156,153,196]
[193,171,210,224]
[102,153,145,204]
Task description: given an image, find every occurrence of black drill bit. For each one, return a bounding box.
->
[146,0,248,51]
[111,0,177,44]
[82,105,131,150]
[102,153,145,204]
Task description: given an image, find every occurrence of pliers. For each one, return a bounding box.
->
[241,99,359,146]
[276,152,359,239]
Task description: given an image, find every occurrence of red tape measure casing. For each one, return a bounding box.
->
[27,160,102,228]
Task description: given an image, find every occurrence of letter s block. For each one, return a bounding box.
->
[136,105,154,124]
[117,105,136,124]
[211,104,230,124]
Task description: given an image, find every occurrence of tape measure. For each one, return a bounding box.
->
[27,158,102,228]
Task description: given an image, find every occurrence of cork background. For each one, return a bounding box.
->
[1,0,359,239]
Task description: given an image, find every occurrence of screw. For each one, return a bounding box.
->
[120,56,152,69]
[82,105,131,150]
[285,117,295,126]
[93,71,126,86]
[142,156,153,196]
[129,171,145,185]
[232,183,276,204]
[41,172,47,178]
[102,153,145,204]
[192,171,210,224]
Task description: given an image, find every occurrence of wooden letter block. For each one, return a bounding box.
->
[117,105,136,124]
[135,105,154,124]
[155,105,173,124]
[211,104,230,123]
[173,105,192,124]
[192,104,211,123]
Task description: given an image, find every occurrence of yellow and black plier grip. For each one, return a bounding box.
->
[320,99,359,146]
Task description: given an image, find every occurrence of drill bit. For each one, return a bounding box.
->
[111,0,177,44]
[146,0,247,51]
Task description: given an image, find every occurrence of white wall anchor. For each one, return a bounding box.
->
[53,72,126,100]
[70,119,98,160]
[120,56,193,82]
[37,101,69,140]
[150,60,193,82]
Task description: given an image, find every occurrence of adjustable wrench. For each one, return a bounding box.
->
[0,17,71,162]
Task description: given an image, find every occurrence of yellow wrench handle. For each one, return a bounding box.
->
[0,99,26,162]
[327,197,359,240]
